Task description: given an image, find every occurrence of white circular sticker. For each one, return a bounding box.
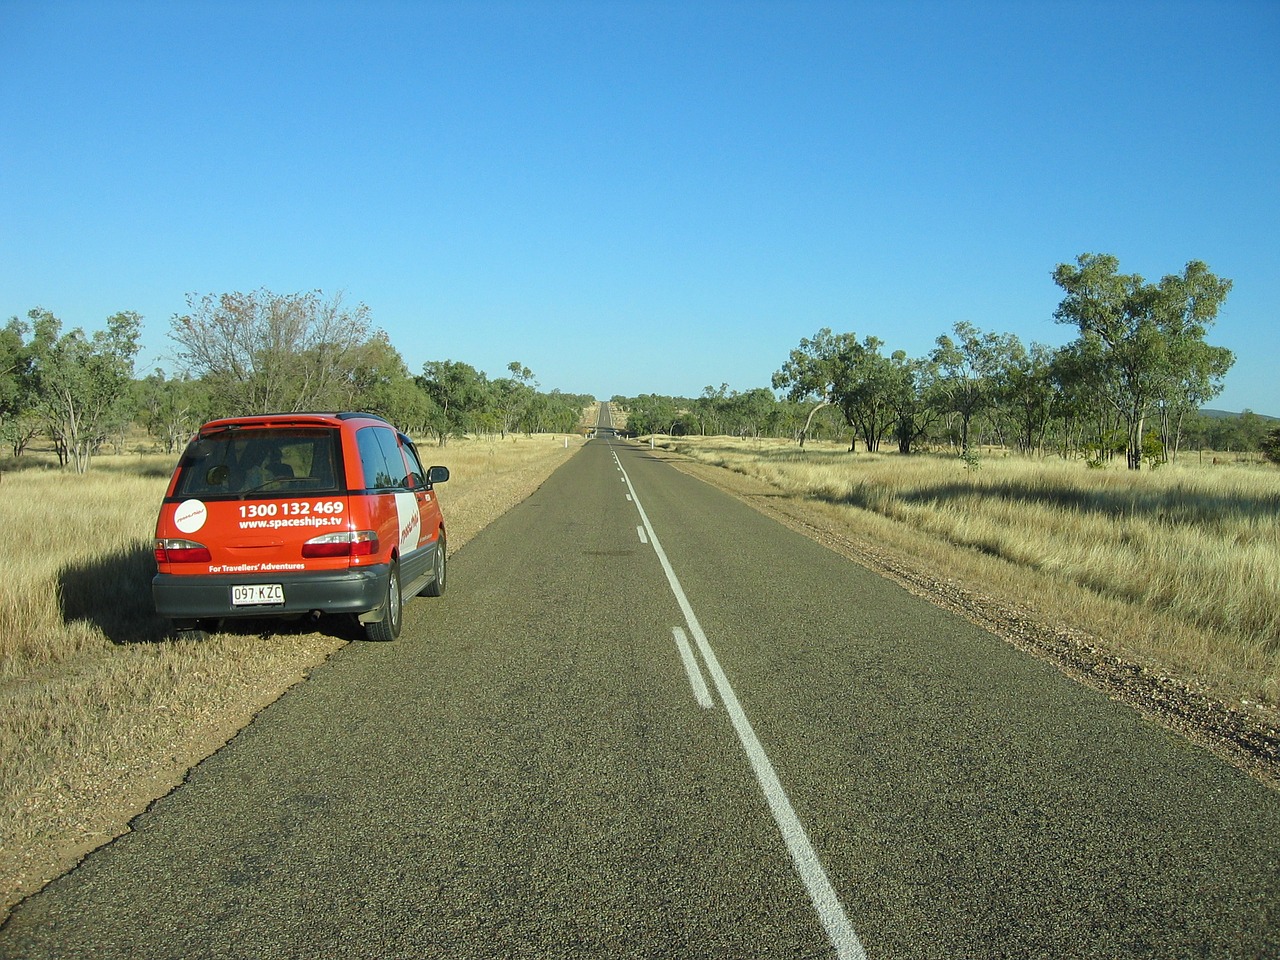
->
[174,499,208,534]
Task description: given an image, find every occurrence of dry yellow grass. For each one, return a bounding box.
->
[668,436,1280,707]
[0,431,584,919]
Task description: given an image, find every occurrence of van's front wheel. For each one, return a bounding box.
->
[364,561,402,642]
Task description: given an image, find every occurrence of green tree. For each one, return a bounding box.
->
[931,321,1005,456]
[490,361,537,437]
[1048,338,1125,461]
[1203,413,1245,453]
[694,384,729,436]
[625,394,682,436]
[523,389,588,435]
[1155,331,1234,463]
[27,308,141,472]
[0,318,25,415]
[774,329,905,451]
[1052,253,1232,469]
[137,370,211,454]
[771,399,812,443]
[1260,426,1280,465]
[836,336,898,452]
[994,338,1059,456]
[1236,411,1271,452]
[0,316,39,456]
[418,360,489,444]
[723,388,779,438]
[772,328,857,446]
[888,351,939,454]
[342,331,437,432]
[169,288,373,414]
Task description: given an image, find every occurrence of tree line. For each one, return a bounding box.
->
[3,254,1273,472]
[621,254,1278,468]
[619,383,1276,462]
[1,289,592,472]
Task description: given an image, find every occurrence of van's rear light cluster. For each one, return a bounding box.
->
[155,539,212,563]
[302,530,379,559]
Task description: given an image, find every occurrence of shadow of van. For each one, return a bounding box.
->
[58,543,359,645]
[58,542,170,644]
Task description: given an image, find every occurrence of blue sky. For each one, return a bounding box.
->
[2,0,1277,413]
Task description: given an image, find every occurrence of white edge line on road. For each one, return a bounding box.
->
[617,454,868,960]
[673,627,715,709]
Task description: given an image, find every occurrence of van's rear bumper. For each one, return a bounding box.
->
[153,566,388,620]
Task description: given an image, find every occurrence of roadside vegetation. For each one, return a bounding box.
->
[664,435,1280,713]
[2,289,593,473]
[619,254,1277,467]
[0,427,587,920]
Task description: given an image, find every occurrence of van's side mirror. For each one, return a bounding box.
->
[426,466,449,487]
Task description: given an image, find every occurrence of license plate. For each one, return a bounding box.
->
[231,584,284,606]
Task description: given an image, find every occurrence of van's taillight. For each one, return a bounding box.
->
[155,539,212,563]
[302,531,379,559]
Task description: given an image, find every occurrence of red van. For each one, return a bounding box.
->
[153,412,448,642]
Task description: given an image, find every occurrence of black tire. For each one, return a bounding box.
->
[171,619,215,642]
[364,560,402,642]
[424,533,447,597]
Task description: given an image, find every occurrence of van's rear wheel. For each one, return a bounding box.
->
[424,532,447,597]
[364,561,402,643]
[171,619,216,642]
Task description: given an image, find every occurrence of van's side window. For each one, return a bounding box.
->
[356,426,405,490]
[401,439,427,488]
[373,429,410,488]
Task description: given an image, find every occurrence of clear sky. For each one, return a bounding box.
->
[2,0,1277,413]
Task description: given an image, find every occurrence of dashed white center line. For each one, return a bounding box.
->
[672,627,714,709]
[613,449,867,960]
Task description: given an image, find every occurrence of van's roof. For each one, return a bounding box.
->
[197,412,391,433]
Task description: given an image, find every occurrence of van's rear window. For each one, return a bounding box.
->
[174,428,342,498]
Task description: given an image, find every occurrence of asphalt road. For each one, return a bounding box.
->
[3,403,1278,959]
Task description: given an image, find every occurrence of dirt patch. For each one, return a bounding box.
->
[663,451,1280,792]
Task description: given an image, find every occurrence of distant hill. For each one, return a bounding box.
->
[1200,408,1279,422]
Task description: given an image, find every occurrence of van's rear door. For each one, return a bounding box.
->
[161,425,350,576]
